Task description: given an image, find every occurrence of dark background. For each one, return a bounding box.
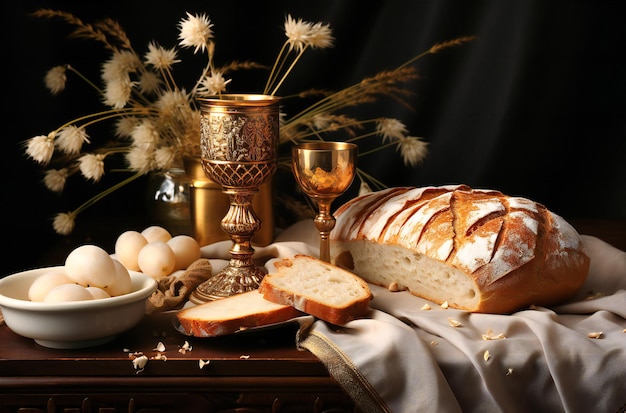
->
[2,1,625,276]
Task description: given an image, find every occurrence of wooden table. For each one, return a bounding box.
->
[2,218,623,412]
[0,312,358,412]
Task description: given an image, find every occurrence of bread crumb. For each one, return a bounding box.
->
[179,341,193,354]
[448,318,461,327]
[482,328,506,340]
[151,353,167,361]
[483,350,491,361]
[587,331,603,339]
[240,354,251,359]
[440,301,449,309]
[388,282,401,292]
[199,359,210,369]
[584,291,604,300]
[132,355,148,371]
[430,340,438,346]
[506,368,513,376]
[153,341,166,352]
[420,303,431,310]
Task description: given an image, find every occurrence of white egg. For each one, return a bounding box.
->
[28,269,74,302]
[138,241,176,279]
[141,226,172,243]
[104,259,132,296]
[86,287,111,300]
[114,230,148,271]
[167,235,201,270]
[43,283,94,303]
[65,245,117,288]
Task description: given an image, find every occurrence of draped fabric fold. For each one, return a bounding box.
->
[200,221,626,413]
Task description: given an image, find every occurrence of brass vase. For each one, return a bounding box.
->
[183,156,274,248]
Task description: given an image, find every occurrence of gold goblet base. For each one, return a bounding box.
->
[190,264,266,303]
[189,179,269,304]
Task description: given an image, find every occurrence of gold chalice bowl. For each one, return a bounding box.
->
[292,142,358,263]
[192,94,280,303]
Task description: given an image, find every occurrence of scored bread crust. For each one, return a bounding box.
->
[176,290,303,337]
[259,255,372,325]
[330,185,590,314]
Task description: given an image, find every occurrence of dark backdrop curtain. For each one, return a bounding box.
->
[2,0,625,274]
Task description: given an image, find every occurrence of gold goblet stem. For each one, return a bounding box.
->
[222,188,259,267]
[314,198,336,263]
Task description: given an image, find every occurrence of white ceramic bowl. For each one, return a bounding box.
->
[0,266,157,349]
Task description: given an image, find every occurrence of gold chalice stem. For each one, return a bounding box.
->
[314,198,336,263]
[221,188,259,269]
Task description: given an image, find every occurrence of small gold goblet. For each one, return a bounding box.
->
[292,142,358,262]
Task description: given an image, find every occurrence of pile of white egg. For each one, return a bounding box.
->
[28,226,202,303]
[29,245,131,302]
[114,226,201,279]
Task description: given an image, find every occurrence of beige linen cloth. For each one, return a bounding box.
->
[198,220,626,413]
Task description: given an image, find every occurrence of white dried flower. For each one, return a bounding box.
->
[103,76,134,109]
[25,134,55,164]
[44,65,67,94]
[377,118,408,142]
[114,117,138,138]
[198,71,231,96]
[43,168,69,192]
[145,42,180,70]
[284,14,312,52]
[178,12,214,54]
[131,120,159,151]
[78,154,105,182]
[306,21,334,49]
[52,212,75,235]
[55,125,89,155]
[101,50,141,82]
[154,147,176,169]
[138,71,162,95]
[126,145,154,173]
[398,136,428,167]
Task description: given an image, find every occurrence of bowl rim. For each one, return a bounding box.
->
[0,266,157,311]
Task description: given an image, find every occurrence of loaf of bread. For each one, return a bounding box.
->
[259,254,372,325]
[176,290,303,337]
[330,185,590,314]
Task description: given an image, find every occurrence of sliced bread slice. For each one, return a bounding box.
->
[176,289,303,337]
[259,254,372,325]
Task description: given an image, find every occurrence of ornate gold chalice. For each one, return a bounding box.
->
[292,142,358,263]
[191,94,281,303]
